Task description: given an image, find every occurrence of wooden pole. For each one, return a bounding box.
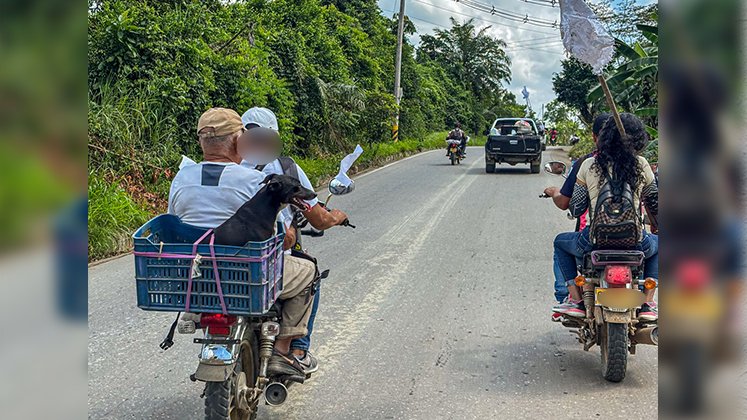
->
[598,75,626,137]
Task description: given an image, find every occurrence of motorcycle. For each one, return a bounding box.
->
[176,180,355,420]
[446,139,462,165]
[541,161,658,382]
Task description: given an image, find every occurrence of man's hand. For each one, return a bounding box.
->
[329,209,348,225]
[543,186,559,198]
[283,226,297,250]
[304,204,348,230]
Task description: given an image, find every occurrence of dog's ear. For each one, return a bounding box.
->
[261,174,278,185]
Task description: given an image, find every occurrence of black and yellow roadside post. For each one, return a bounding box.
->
[392,122,399,142]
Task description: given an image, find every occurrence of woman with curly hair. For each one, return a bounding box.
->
[551,113,659,320]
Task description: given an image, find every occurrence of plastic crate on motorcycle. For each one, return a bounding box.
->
[132,214,284,316]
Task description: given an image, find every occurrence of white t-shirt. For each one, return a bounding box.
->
[240,158,319,229]
[167,161,267,228]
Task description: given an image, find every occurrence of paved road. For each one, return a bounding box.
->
[89,147,657,419]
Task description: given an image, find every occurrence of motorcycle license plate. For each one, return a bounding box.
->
[595,288,645,309]
[666,291,722,320]
[450,147,458,152]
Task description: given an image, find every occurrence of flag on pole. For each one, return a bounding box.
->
[521,86,530,100]
[559,0,615,75]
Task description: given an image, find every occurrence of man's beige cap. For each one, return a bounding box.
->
[197,107,244,137]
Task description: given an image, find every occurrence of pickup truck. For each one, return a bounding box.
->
[484,118,545,173]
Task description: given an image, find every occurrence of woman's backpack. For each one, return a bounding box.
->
[590,173,642,249]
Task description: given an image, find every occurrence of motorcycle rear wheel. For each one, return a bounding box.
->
[600,322,628,382]
[204,333,259,420]
[450,154,456,165]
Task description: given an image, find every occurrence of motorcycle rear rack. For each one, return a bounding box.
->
[590,250,645,266]
[194,338,240,345]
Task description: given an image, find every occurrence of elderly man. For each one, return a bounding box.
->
[236,106,348,375]
[168,107,316,379]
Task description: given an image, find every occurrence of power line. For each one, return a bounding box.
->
[382,7,562,49]
[457,0,559,29]
[411,0,557,36]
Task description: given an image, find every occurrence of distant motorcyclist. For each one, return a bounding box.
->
[446,123,468,157]
[549,128,558,145]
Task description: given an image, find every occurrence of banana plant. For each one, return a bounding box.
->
[588,23,658,128]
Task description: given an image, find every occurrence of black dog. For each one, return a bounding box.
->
[213,174,317,246]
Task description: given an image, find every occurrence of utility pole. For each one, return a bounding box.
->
[392,0,406,142]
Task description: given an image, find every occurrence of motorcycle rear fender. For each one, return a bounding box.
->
[194,362,234,382]
[602,308,632,324]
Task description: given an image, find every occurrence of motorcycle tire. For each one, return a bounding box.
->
[600,322,628,382]
[204,332,259,420]
[450,155,456,165]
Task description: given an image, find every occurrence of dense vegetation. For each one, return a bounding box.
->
[87,0,522,259]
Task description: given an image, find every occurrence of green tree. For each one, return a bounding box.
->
[552,57,598,125]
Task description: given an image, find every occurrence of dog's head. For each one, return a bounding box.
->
[261,174,317,212]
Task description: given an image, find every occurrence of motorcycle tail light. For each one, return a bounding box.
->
[643,278,657,290]
[200,313,237,336]
[605,265,632,286]
[677,259,711,290]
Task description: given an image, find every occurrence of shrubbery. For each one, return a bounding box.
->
[87,0,519,259]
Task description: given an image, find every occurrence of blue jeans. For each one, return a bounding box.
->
[290,286,320,352]
[553,228,659,302]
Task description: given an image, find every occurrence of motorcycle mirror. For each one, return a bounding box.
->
[544,161,567,176]
[328,178,355,196]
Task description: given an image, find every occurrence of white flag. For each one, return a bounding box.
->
[559,0,615,75]
[335,144,364,186]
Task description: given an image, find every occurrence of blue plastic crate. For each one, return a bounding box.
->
[132,214,284,316]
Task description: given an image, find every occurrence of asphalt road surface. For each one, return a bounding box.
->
[88,147,657,419]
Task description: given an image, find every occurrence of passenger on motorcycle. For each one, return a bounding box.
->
[551,113,659,320]
[446,123,468,157]
[238,106,348,375]
[544,113,610,304]
[168,107,317,379]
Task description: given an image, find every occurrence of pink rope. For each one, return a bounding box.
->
[184,229,213,312]
[133,234,283,314]
[209,234,228,314]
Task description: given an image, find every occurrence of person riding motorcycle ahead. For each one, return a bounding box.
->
[446,123,468,157]
[551,113,659,320]
[544,113,610,304]
[168,107,318,379]
[238,107,348,375]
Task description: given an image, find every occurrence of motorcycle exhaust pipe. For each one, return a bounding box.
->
[264,382,288,406]
[633,326,658,346]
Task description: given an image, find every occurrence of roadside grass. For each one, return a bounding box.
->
[87,131,486,261]
[88,175,151,261]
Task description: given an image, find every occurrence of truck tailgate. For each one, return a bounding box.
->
[486,135,541,154]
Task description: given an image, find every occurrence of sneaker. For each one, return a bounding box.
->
[295,351,319,374]
[553,297,585,318]
[551,312,565,322]
[639,301,658,321]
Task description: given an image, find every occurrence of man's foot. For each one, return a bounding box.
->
[267,350,305,380]
[294,351,319,374]
[553,297,585,318]
[639,301,658,321]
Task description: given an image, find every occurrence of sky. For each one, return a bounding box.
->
[377,0,656,119]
